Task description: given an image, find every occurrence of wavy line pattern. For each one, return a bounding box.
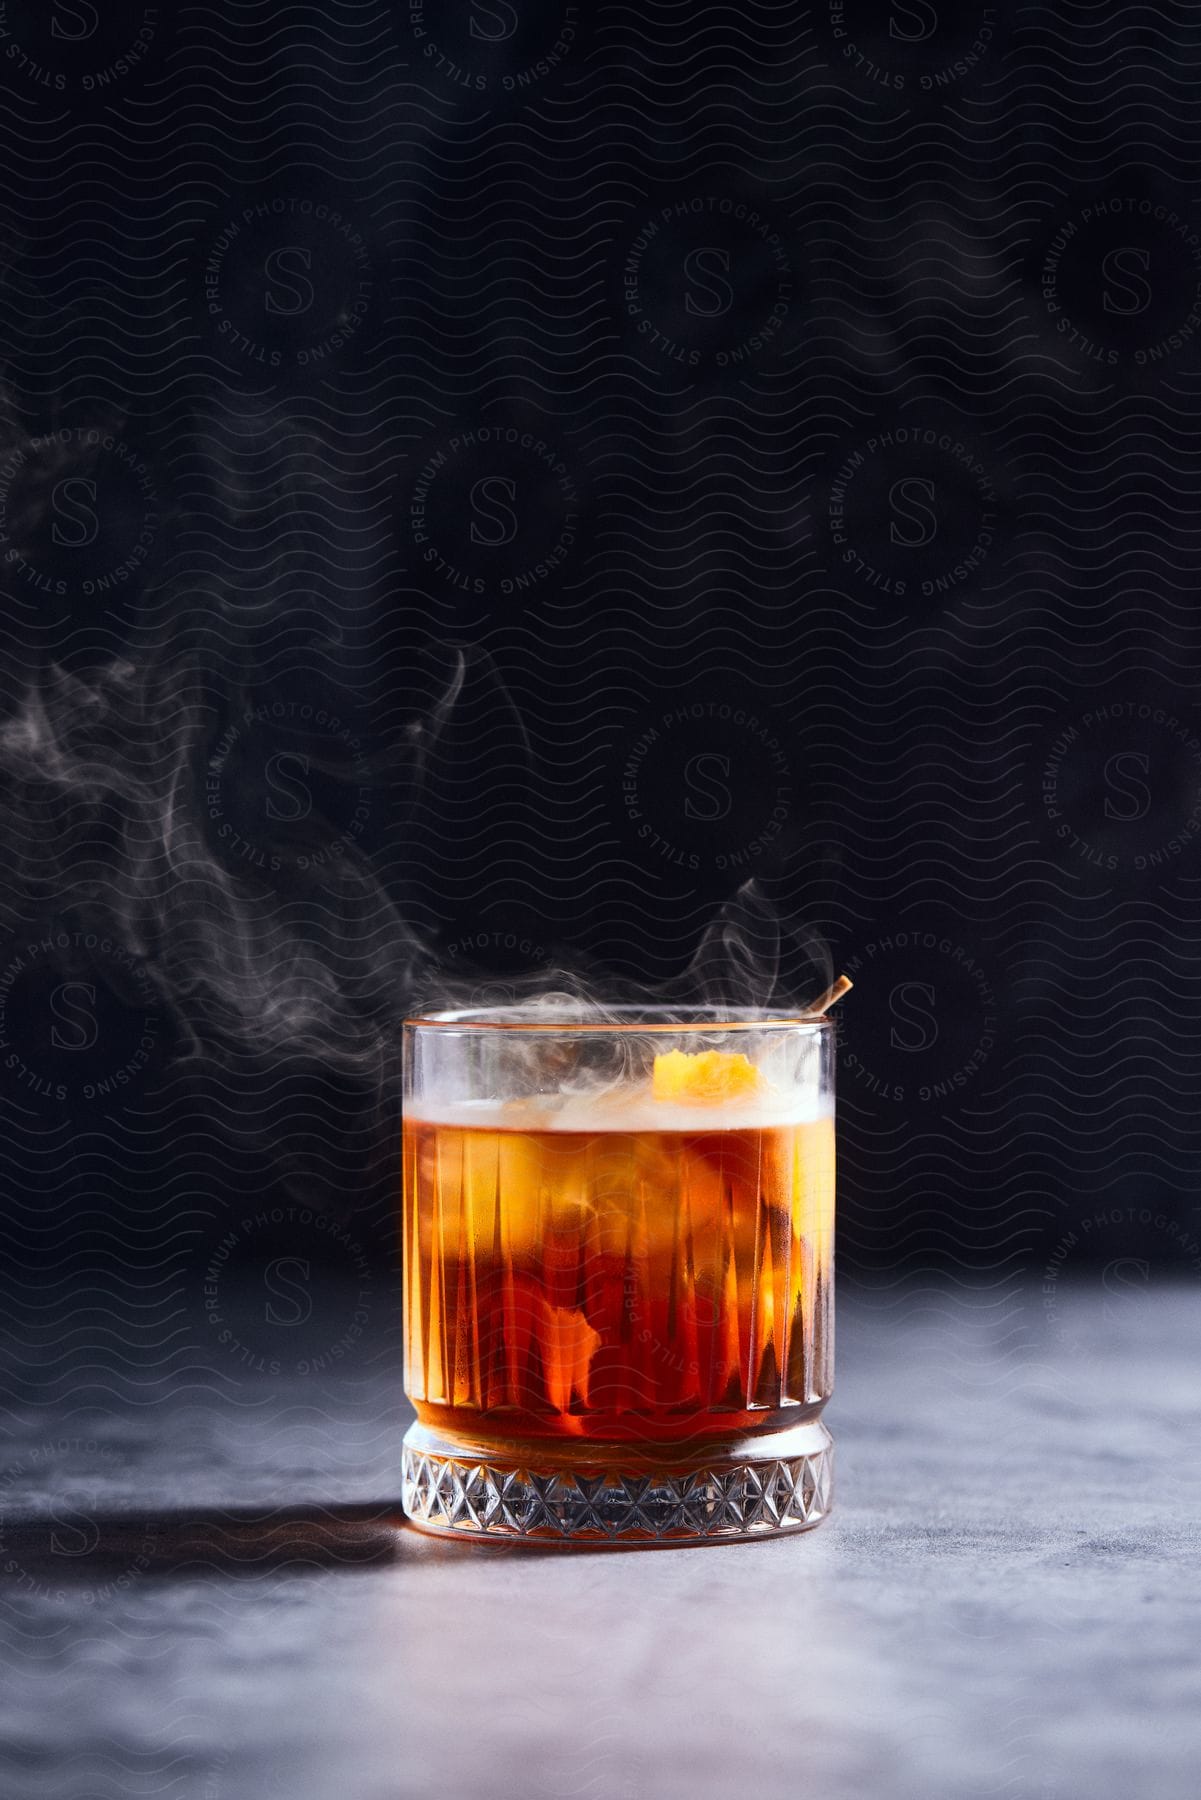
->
[0,1,1198,1796]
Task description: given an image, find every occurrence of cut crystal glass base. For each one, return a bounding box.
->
[401,1420,833,1546]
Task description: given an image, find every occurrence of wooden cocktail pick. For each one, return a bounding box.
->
[809,974,853,1016]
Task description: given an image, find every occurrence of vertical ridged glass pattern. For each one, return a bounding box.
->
[403,1116,834,1442]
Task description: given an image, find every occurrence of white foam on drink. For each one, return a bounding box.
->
[405,1084,832,1134]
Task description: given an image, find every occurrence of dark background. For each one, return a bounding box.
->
[1,0,1200,1343]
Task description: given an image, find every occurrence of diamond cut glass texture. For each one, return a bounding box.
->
[402,1438,834,1543]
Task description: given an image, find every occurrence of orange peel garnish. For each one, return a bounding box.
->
[652,1048,767,1105]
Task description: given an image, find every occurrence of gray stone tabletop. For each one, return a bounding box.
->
[1,1278,1198,1800]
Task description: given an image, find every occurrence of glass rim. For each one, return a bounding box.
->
[404,1004,834,1034]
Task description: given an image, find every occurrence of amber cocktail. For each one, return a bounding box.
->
[401,1008,835,1544]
